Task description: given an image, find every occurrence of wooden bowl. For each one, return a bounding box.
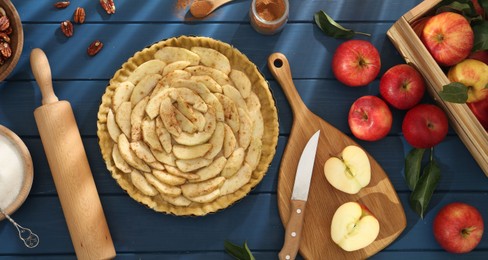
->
[0,0,23,81]
[0,125,33,221]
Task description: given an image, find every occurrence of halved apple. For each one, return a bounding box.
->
[323,145,370,194]
[330,202,380,252]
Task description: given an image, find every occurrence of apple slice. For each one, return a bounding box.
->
[323,145,371,194]
[331,202,380,252]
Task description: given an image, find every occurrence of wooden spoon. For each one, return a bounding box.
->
[190,0,234,18]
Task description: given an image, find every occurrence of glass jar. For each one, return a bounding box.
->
[250,0,289,35]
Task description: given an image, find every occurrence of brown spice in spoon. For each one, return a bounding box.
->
[191,0,213,18]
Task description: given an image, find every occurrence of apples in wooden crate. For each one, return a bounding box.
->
[387,0,488,177]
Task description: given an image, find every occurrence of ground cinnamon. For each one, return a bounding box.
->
[190,0,213,18]
[250,0,288,35]
[256,0,285,21]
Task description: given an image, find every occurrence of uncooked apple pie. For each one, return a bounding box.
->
[97,36,279,216]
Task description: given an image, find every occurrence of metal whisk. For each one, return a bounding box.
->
[0,207,39,248]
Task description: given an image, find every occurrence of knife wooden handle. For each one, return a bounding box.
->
[279,200,307,260]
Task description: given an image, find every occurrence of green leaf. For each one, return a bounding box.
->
[478,0,488,17]
[472,20,488,51]
[437,1,478,17]
[313,10,371,39]
[439,82,469,103]
[224,240,255,260]
[436,0,485,22]
[409,158,441,218]
[405,148,426,191]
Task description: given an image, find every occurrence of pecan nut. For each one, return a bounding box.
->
[0,16,10,32]
[0,42,12,58]
[73,7,86,24]
[3,27,12,35]
[54,1,70,9]
[60,20,73,37]
[87,40,103,56]
[0,32,10,43]
[100,0,116,14]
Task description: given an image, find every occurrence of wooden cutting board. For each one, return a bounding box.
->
[268,53,406,259]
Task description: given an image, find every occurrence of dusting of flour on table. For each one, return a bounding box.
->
[0,133,24,210]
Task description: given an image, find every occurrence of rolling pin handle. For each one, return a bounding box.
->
[30,48,59,105]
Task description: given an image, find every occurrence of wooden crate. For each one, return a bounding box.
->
[387,0,488,177]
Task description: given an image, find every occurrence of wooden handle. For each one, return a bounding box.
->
[30,48,58,105]
[279,200,307,260]
[268,53,307,114]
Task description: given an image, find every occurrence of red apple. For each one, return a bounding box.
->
[348,95,392,141]
[332,40,381,87]
[402,104,448,148]
[468,50,488,65]
[421,12,474,67]
[468,96,488,131]
[447,59,488,103]
[433,202,484,254]
[379,64,426,110]
[411,16,430,37]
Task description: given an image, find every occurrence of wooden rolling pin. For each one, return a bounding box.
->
[31,48,116,260]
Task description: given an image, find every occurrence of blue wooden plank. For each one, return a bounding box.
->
[1,193,487,255]
[0,78,451,138]
[0,194,284,254]
[2,251,488,260]
[12,0,423,23]
[8,23,403,81]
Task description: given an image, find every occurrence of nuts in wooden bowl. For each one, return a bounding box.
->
[0,0,23,81]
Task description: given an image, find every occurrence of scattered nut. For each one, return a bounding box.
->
[54,1,71,9]
[100,0,116,14]
[87,40,103,56]
[60,20,74,37]
[73,7,86,24]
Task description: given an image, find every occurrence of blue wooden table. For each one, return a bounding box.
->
[1,0,487,259]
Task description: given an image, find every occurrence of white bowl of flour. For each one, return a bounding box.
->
[0,125,33,221]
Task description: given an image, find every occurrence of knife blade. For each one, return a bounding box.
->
[279,130,320,260]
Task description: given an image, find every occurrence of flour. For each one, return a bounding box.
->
[0,133,24,210]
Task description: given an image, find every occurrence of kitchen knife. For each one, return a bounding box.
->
[279,130,320,260]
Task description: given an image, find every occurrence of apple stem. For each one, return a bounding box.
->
[462,227,475,238]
